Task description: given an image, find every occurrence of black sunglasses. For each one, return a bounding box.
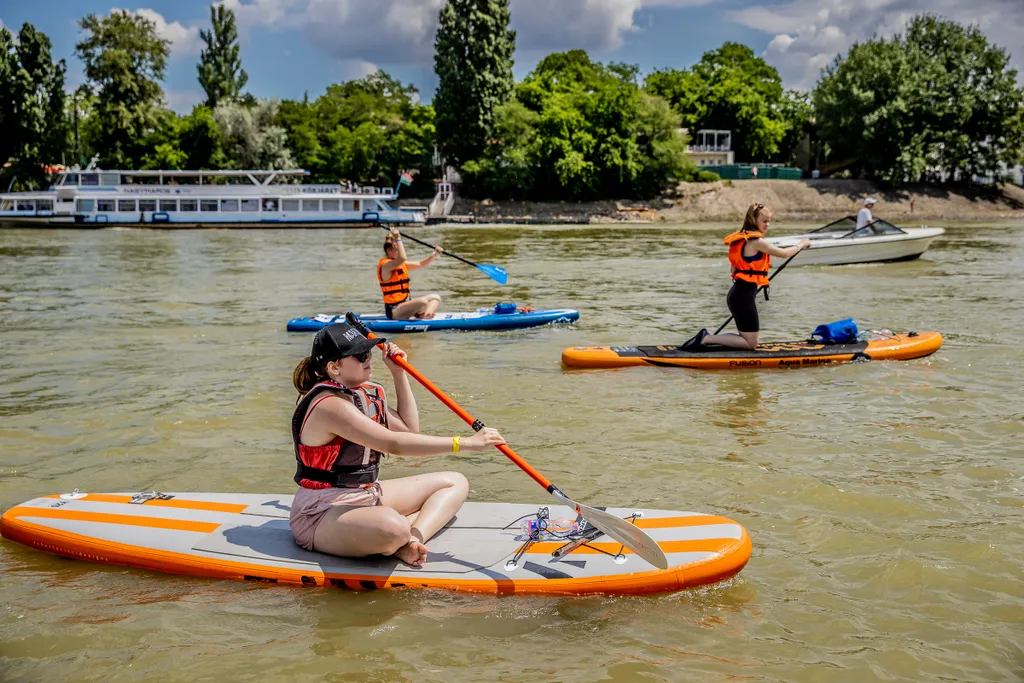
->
[344,350,372,363]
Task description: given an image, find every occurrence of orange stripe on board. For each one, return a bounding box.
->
[632,515,734,529]
[6,506,220,534]
[527,538,735,555]
[43,494,248,513]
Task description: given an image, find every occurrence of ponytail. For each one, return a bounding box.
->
[293,357,323,396]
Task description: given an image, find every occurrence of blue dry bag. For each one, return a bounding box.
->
[494,302,517,315]
[811,318,858,344]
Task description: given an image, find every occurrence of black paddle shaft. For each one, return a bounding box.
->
[713,249,803,335]
[379,225,480,269]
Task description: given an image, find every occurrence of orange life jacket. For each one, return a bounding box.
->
[377,257,410,305]
[724,230,771,287]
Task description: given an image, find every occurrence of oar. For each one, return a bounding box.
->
[345,312,668,570]
[713,248,805,335]
[379,225,508,285]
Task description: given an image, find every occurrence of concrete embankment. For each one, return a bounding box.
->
[437,179,1024,224]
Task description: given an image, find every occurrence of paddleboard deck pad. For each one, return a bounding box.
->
[562,331,942,369]
[287,309,580,333]
[1,492,750,595]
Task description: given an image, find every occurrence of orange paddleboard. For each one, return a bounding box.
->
[2,491,751,596]
[562,332,943,369]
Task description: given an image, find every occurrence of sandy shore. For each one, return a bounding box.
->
[436,179,1024,225]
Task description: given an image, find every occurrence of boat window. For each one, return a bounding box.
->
[37,199,54,211]
[201,199,219,212]
[322,199,340,211]
[118,200,137,211]
[139,199,157,211]
[100,172,120,186]
[240,198,259,212]
[81,173,99,186]
[302,199,319,211]
[262,198,279,211]
[282,199,299,211]
[343,199,359,211]
[16,200,35,211]
[97,199,116,212]
[180,199,198,211]
[65,173,79,185]
[0,199,12,211]
[77,199,95,212]
[220,199,239,212]
[159,200,177,212]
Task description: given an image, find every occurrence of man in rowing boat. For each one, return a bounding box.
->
[377,226,443,320]
[290,323,505,566]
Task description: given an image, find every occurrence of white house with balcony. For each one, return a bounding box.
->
[684,129,735,167]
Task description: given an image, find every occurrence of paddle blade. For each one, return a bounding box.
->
[550,490,669,570]
[476,263,508,285]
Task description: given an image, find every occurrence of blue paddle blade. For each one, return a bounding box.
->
[476,263,508,285]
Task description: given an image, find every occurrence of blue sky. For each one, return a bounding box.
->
[1,0,1022,112]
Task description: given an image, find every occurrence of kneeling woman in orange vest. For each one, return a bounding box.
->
[697,203,809,350]
[378,226,443,319]
[290,322,505,567]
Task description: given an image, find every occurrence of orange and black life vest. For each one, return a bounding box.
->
[724,230,772,300]
[377,258,410,305]
[292,380,388,489]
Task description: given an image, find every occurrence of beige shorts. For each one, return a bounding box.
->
[289,483,383,551]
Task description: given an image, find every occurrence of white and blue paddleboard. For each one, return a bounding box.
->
[287,308,580,333]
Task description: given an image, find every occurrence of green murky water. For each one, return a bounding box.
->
[1,222,1022,682]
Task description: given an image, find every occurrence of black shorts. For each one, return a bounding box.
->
[727,280,759,333]
[384,302,396,320]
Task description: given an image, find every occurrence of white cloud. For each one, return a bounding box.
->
[216,0,714,69]
[730,0,1024,89]
[116,8,204,58]
[338,59,378,82]
[164,88,205,113]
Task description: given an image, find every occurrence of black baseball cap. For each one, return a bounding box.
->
[311,323,384,366]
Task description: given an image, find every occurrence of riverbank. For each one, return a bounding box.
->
[441,179,1024,224]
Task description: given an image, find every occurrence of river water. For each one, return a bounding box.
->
[1,222,1021,682]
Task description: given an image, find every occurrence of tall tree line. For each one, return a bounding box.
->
[2,5,1021,195]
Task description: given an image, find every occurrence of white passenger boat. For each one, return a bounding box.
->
[767,217,944,266]
[0,168,425,228]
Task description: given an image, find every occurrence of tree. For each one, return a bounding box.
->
[646,42,789,162]
[214,99,295,169]
[461,50,695,199]
[814,14,1024,183]
[0,23,68,189]
[197,5,248,109]
[275,72,435,191]
[140,106,226,170]
[76,11,170,168]
[433,0,515,165]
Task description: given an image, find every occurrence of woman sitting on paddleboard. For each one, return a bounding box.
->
[290,322,505,566]
[378,226,443,320]
[690,203,809,350]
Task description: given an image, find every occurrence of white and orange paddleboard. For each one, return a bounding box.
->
[1,491,751,596]
[562,332,943,370]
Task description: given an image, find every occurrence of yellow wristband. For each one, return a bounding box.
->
[452,436,461,454]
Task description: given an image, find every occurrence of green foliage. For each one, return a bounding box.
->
[140,106,226,170]
[275,72,435,193]
[696,170,721,183]
[197,5,248,109]
[0,23,69,189]
[433,0,515,165]
[462,50,694,199]
[814,14,1024,183]
[76,11,170,168]
[214,99,294,169]
[645,43,792,162]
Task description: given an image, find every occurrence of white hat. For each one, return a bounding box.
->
[864,197,877,205]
